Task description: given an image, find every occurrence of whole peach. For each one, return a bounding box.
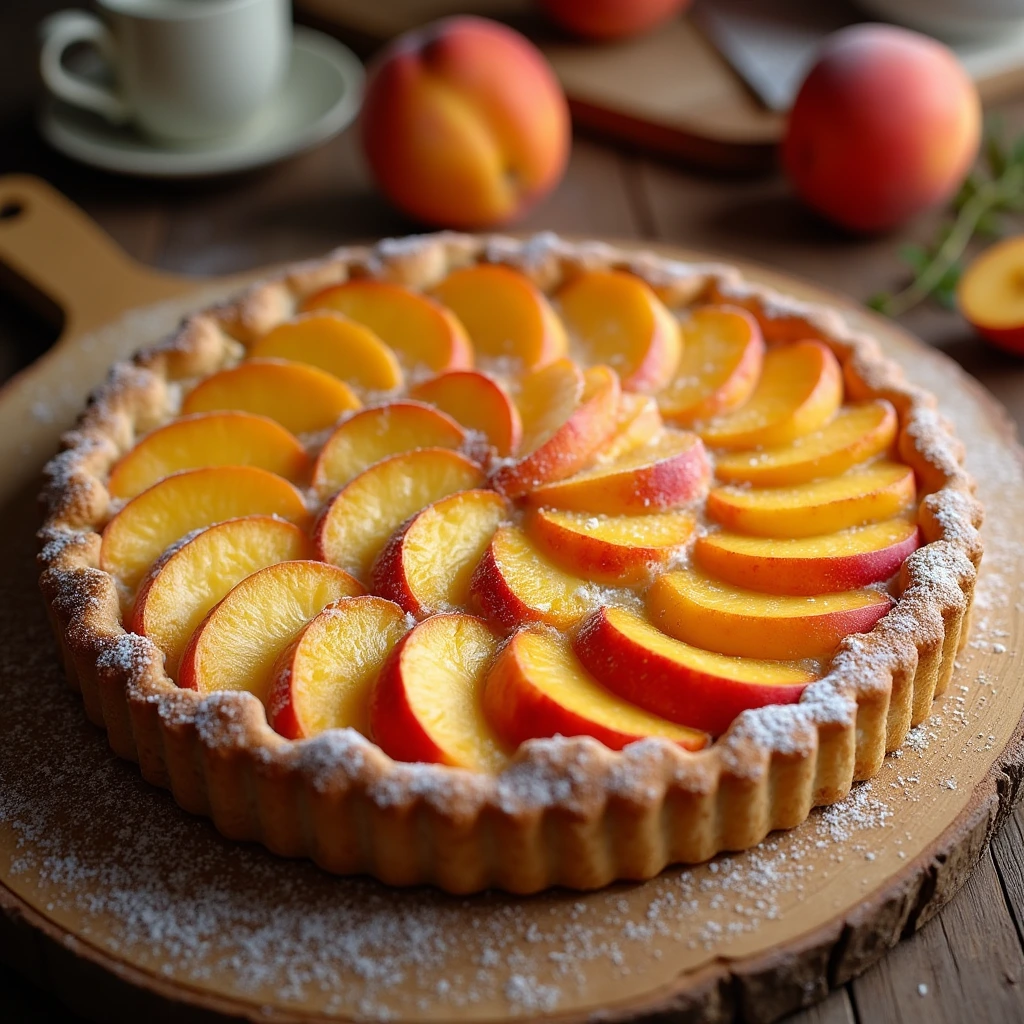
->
[539,0,691,41]
[361,16,570,229]
[782,25,981,233]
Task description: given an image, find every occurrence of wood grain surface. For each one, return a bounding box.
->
[3,3,1024,1022]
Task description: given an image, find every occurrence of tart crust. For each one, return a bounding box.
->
[37,234,983,894]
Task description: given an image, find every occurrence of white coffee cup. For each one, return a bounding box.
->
[40,0,292,144]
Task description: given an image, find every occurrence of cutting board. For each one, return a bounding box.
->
[295,0,1024,171]
[1,174,1023,1023]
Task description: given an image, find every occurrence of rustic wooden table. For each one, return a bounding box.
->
[3,5,1024,1023]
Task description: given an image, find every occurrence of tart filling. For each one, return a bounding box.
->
[38,233,982,893]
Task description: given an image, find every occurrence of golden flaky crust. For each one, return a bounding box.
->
[37,234,983,894]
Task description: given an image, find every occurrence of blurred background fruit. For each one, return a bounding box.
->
[360,15,570,229]
[782,24,981,233]
[538,0,691,42]
[958,237,1024,354]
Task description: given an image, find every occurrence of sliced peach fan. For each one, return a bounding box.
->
[39,233,979,894]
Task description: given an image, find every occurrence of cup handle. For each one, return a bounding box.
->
[39,10,131,124]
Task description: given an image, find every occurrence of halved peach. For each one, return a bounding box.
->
[370,613,508,772]
[470,524,593,629]
[714,400,898,486]
[695,517,920,595]
[410,371,522,456]
[491,360,620,498]
[316,448,485,580]
[130,515,313,678]
[100,465,309,589]
[249,311,403,392]
[178,560,365,702]
[707,461,916,537]
[526,507,695,585]
[574,607,816,735]
[371,489,510,616]
[107,411,309,500]
[698,340,842,449]
[301,280,473,372]
[484,627,708,752]
[957,236,1024,355]
[558,270,681,393]
[181,358,360,435]
[311,401,467,499]
[592,392,663,463]
[523,429,710,514]
[647,569,894,660]
[267,595,408,739]
[658,305,764,424]
[431,263,567,368]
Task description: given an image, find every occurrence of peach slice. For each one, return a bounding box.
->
[592,392,663,463]
[371,489,510,616]
[100,466,309,589]
[316,448,485,581]
[431,263,568,368]
[181,358,360,435]
[523,429,710,514]
[267,595,408,739]
[311,401,467,499]
[526,508,695,585]
[958,237,1024,355]
[707,460,916,537]
[130,516,313,678]
[470,524,593,629]
[558,270,681,393]
[483,627,708,752]
[698,340,842,449]
[491,359,620,498]
[410,371,522,456]
[178,560,364,702]
[249,312,403,392]
[301,280,473,372]
[658,305,764,424]
[695,517,920,595]
[107,411,309,500]
[714,400,898,487]
[647,569,894,661]
[574,607,816,736]
[370,613,508,772]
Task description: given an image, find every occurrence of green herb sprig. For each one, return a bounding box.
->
[869,119,1024,317]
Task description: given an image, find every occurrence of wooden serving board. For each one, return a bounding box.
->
[1,174,1023,1023]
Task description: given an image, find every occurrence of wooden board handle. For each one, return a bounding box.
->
[0,175,189,342]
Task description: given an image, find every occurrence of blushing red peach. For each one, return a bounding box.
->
[361,17,570,228]
[783,25,980,233]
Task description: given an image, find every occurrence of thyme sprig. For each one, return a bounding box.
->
[869,120,1024,317]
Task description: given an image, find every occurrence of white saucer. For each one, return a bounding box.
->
[38,28,364,179]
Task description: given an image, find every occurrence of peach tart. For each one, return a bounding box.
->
[39,234,982,894]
